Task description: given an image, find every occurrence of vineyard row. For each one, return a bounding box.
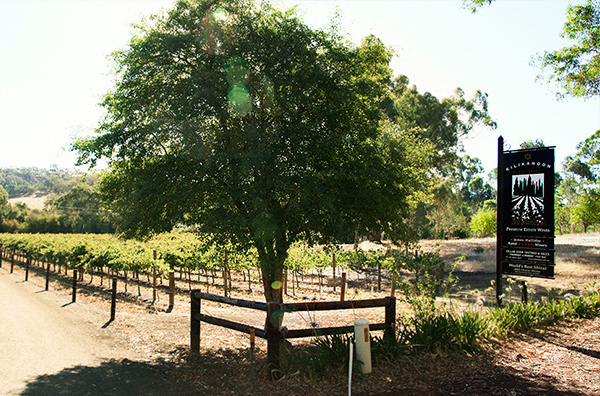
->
[0,233,424,302]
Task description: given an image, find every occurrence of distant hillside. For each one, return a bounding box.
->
[0,168,90,198]
[7,193,50,210]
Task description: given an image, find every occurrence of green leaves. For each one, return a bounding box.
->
[384,76,496,174]
[469,207,497,238]
[534,0,600,99]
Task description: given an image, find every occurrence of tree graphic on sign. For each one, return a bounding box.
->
[511,173,545,226]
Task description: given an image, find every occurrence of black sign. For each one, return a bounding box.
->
[498,143,555,278]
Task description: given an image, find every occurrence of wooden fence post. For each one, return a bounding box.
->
[340,272,347,302]
[72,269,78,303]
[152,250,158,304]
[222,268,229,298]
[266,301,282,380]
[45,263,50,291]
[332,252,336,292]
[25,256,31,281]
[110,277,117,322]
[377,261,382,291]
[190,291,201,353]
[521,281,528,304]
[10,253,14,273]
[168,263,175,311]
[222,252,229,298]
[384,296,396,341]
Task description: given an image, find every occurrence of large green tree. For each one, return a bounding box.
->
[0,185,9,224]
[74,0,427,302]
[562,130,600,232]
[381,76,496,239]
[47,185,117,233]
[573,188,600,231]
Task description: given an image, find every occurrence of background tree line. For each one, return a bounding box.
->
[3,131,596,238]
[0,168,117,233]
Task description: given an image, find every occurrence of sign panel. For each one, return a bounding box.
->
[499,146,555,278]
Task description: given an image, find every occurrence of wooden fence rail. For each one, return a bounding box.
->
[190,290,396,379]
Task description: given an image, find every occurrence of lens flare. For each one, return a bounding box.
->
[228,84,251,114]
[271,280,283,290]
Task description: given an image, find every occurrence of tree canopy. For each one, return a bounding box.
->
[74,0,429,302]
[564,129,600,182]
[383,76,496,172]
[534,0,600,99]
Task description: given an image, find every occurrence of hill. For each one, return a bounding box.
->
[0,167,86,198]
[7,193,50,210]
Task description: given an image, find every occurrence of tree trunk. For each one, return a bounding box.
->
[261,267,283,303]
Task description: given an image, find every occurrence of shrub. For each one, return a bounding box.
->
[469,208,496,237]
[287,285,600,379]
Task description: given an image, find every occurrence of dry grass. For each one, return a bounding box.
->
[7,193,49,210]
[419,233,600,308]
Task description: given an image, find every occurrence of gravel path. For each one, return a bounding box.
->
[0,268,199,396]
[0,269,134,394]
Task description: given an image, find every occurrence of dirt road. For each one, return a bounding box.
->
[0,268,197,396]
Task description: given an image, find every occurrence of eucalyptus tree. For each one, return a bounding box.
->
[562,130,600,232]
[0,185,9,225]
[534,0,600,99]
[565,130,600,183]
[74,0,427,302]
[382,75,496,238]
[383,75,496,173]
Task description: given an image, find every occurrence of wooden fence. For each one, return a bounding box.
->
[190,291,396,379]
[0,248,167,322]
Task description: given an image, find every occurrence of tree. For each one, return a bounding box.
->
[520,139,546,149]
[562,130,600,232]
[0,185,9,224]
[47,185,117,233]
[74,0,426,303]
[565,129,600,182]
[534,0,600,99]
[428,178,470,239]
[383,76,496,172]
[465,0,600,99]
[462,0,494,13]
[381,76,496,240]
[573,188,600,231]
[469,207,496,237]
[453,155,494,212]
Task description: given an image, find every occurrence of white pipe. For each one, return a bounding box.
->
[353,319,372,374]
[348,342,353,396]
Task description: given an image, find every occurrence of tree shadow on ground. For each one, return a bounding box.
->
[432,368,586,396]
[20,358,203,396]
[18,343,594,396]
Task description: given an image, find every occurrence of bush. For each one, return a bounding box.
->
[469,208,496,237]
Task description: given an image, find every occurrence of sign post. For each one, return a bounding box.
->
[496,137,505,306]
[497,137,555,305]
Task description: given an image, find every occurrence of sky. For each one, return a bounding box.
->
[1,0,598,177]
